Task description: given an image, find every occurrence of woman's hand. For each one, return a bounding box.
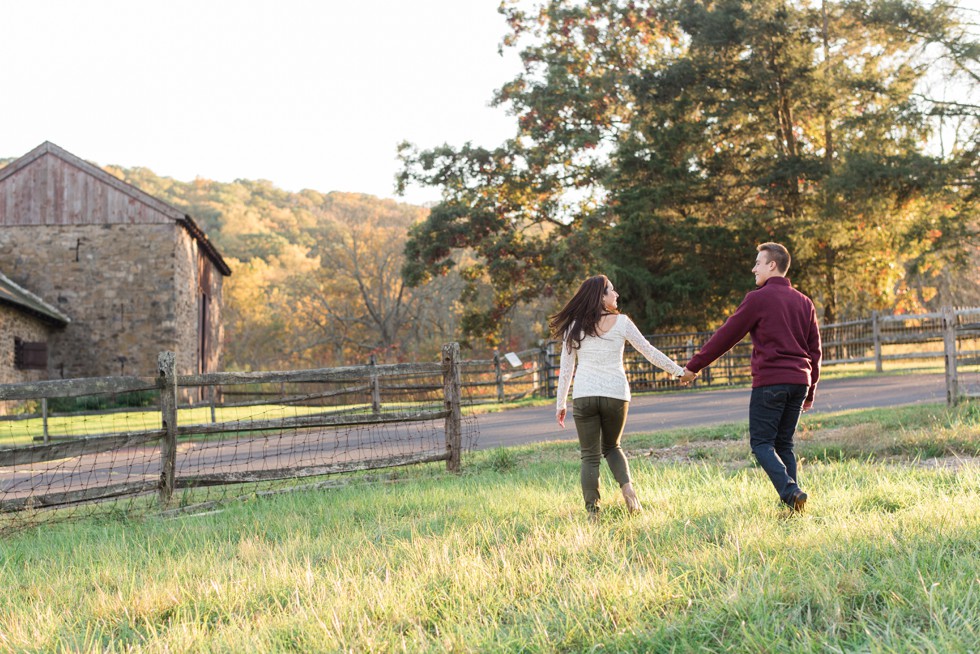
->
[556,408,567,428]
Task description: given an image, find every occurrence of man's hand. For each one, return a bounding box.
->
[679,368,698,385]
[802,399,813,412]
[556,408,567,428]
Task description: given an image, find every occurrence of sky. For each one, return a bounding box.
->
[3,1,977,207]
[0,1,524,206]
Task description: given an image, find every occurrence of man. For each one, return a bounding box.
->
[680,243,821,511]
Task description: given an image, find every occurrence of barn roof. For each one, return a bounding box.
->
[0,271,70,327]
[0,142,232,276]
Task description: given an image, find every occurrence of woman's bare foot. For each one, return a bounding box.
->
[621,482,642,514]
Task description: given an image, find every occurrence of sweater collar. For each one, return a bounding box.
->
[762,276,792,288]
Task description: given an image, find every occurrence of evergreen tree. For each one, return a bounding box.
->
[400,0,978,336]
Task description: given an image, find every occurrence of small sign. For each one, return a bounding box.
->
[504,352,522,368]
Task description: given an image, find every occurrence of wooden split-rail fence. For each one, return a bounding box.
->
[0,344,464,513]
[2,307,979,518]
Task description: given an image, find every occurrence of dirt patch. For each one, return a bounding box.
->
[628,439,745,465]
[796,423,880,445]
[908,455,980,471]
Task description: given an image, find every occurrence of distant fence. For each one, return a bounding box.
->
[0,343,473,529]
[511,307,980,400]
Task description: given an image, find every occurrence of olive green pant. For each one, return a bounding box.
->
[572,396,631,513]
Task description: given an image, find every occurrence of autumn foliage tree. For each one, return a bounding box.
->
[399,0,978,338]
[99,169,464,369]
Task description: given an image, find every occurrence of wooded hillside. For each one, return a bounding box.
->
[0,158,546,370]
[104,168,512,370]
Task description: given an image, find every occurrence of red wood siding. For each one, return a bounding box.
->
[0,153,172,226]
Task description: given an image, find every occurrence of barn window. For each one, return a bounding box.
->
[14,338,48,370]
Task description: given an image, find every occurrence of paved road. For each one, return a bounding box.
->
[473,373,949,449]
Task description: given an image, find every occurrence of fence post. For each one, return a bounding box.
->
[209,385,217,424]
[545,341,557,398]
[872,311,883,373]
[41,398,49,444]
[533,347,543,397]
[943,306,959,406]
[158,351,178,506]
[442,342,462,472]
[369,355,381,415]
[494,350,504,403]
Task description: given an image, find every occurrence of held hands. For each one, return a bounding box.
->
[556,407,567,429]
[679,368,698,386]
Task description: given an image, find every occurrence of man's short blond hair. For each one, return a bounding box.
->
[758,242,791,274]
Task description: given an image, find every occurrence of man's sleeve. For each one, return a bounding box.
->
[805,303,822,403]
[686,293,758,373]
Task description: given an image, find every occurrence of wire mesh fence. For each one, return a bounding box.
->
[0,375,165,533]
[820,319,874,365]
[0,344,477,535]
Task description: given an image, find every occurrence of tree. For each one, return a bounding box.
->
[400,0,978,337]
[295,194,462,364]
[397,0,668,343]
[871,0,980,311]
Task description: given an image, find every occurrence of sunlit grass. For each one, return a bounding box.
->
[0,403,977,652]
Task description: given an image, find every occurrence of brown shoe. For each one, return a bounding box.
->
[787,489,808,512]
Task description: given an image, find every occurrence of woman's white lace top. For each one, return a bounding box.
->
[556,314,684,411]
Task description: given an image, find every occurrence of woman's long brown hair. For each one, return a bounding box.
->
[548,275,617,351]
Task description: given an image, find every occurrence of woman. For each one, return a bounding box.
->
[551,275,691,518]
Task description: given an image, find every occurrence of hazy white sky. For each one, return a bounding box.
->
[3,1,977,207]
[0,1,523,205]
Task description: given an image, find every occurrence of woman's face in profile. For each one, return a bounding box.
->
[603,283,619,311]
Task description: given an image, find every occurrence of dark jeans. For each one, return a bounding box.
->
[748,384,808,503]
[572,396,631,513]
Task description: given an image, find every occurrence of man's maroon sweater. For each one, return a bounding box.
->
[686,277,822,403]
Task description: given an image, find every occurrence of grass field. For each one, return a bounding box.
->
[0,402,978,652]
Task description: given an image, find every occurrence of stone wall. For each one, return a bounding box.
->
[0,146,228,383]
[174,228,224,376]
[0,306,56,385]
[0,223,177,378]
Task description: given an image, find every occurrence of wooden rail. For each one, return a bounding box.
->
[178,361,444,388]
[0,429,164,467]
[0,376,158,401]
[174,409,448,437]
[0,345,465,513]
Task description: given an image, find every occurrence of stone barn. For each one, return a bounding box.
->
[0,271,70,385]
[0,142,231,380]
